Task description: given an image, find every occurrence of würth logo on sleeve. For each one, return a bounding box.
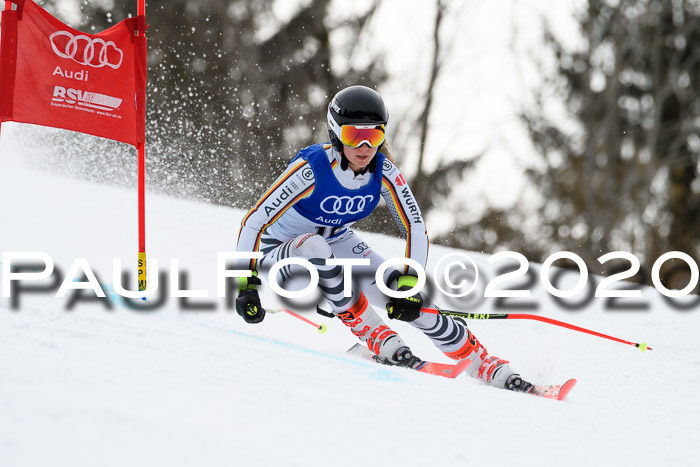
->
[49,31,124,69]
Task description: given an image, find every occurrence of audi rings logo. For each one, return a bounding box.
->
[352,242,370,254]
[49,31,124,69]
[320,195,374,215]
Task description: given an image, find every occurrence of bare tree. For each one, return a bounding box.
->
[520,0,700,283]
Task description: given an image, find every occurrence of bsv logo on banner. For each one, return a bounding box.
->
[49,31,124,69]
[52,86,122,112]
[320,195,374,215]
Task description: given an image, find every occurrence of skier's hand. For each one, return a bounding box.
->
[386,275,423,322]
[236,274,266,324]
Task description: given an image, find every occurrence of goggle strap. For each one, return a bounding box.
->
[328,108,343,139]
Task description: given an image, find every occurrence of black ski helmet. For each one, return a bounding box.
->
[327,86,389,168]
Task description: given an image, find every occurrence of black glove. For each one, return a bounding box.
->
[236,274,265,324]
[386,275,423,322]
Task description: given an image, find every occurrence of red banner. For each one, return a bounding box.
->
[0,0,146,147]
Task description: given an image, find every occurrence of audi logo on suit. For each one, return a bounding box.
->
[320,195,375,215]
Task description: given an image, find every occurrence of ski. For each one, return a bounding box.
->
[348,341,576,397]
[346,344,472,379]
[524,378,577,401]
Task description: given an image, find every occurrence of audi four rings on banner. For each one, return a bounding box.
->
[49,31,124,69]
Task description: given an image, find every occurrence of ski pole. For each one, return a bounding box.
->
[268,308,328,334]
[422,307,652,352]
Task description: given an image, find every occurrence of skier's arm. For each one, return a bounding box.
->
[236,160,315,271]
[380,160,429,277]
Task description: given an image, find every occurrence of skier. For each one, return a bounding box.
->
[235,85,532,392]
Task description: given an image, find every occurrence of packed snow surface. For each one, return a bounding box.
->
[1,126,698,467]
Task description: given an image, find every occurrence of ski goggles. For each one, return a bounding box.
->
[338,124,386,148]
[329,109,386,148]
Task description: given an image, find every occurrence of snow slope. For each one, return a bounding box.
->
[1,125,698,467]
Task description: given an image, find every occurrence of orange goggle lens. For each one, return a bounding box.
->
[339,125,386,148]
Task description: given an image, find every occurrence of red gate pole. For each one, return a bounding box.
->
[0,1,11,139]
[136,0,147,294]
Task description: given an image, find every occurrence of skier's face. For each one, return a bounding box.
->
[343,144,378,173]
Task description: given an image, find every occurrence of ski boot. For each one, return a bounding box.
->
[440,324,521,388]
[337,292,410,363]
